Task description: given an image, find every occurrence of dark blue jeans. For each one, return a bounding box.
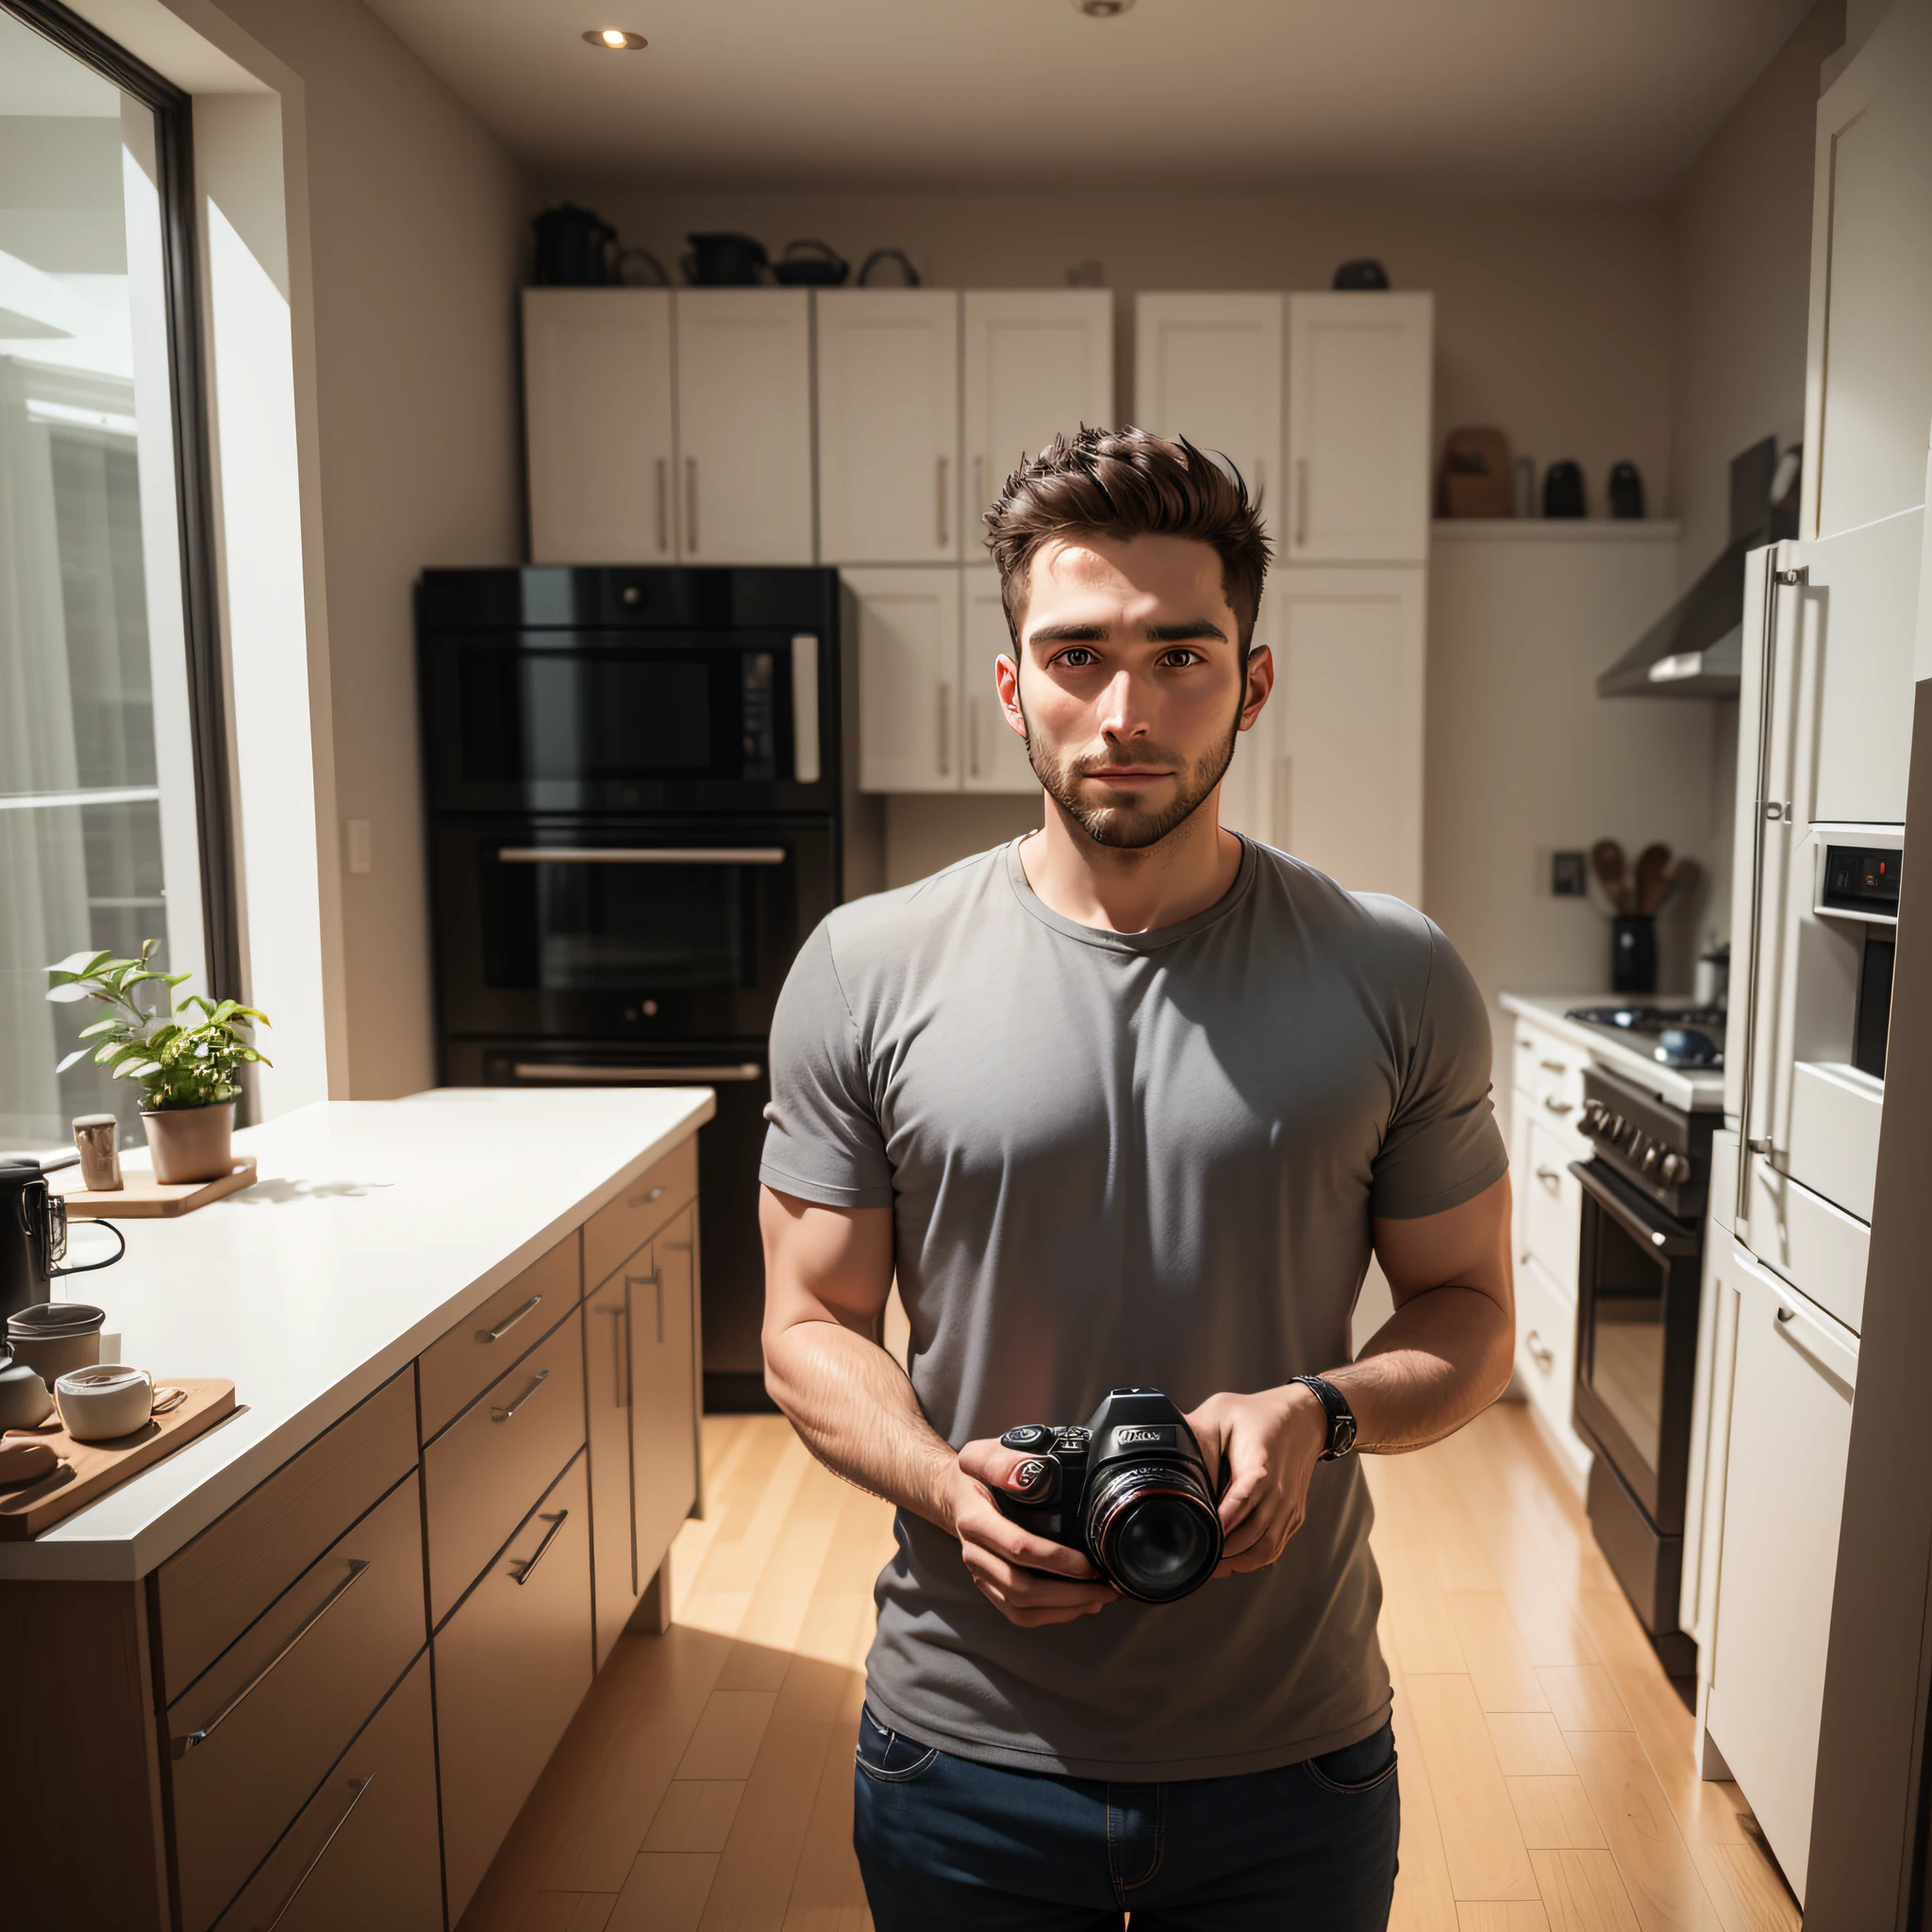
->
[853,1706,1400,1929]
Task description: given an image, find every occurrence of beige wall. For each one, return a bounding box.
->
[571,185,1677,525]
[196,0,532,1096]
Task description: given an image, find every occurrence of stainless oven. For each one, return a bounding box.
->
[1571,1064,1714,1673]
[429,818,834,1046]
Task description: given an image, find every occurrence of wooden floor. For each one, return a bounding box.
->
[459,1403,1799,1932]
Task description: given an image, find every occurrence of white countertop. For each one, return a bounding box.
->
[1499,991,1727,1114]
[2,1087,714,1583]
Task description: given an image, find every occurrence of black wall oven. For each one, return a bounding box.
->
[1571,1064,1715,1674]
[420,568,875,1411]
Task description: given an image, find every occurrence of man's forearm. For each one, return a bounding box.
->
[1319,1285,1514,1454]
[765,1317,958,1525]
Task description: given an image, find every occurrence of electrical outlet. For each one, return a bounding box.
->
[1551,849,1587,897]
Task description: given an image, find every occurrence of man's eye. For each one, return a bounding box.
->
[1058,648,1097,668]
[1162,649,1203,667]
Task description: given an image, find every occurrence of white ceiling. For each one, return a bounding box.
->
[363,0,1816,198]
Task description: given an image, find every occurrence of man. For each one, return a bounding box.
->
[759,427,1514,1929]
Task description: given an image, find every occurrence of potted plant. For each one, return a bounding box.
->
[46,941,272,1185]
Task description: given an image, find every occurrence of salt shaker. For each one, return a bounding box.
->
[72,1113,123,1191]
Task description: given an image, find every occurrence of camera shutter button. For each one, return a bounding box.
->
[1011,1458,1053,1496]
[1000,1424,1049,1450]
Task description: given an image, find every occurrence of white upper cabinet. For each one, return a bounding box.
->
[1265,567,1425,902]
[962,567,1038,795]
[1803,0,1932,540]
[962,291,1114,529]
[1285,292,1433,565]
[1134,293,1285,544]
[847,568,961,792]
[524,290,676,565]
[817,291,961,566]
[674,290,815,565]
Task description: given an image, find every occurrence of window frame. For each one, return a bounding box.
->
[3,0,241,999]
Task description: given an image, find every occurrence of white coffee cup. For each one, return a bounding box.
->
[55,1364,154,1442]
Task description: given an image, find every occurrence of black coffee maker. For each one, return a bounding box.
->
[0,1155,125,1324]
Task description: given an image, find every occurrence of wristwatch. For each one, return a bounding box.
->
[1291,1374,1358,1460]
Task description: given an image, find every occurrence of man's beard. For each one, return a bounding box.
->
[1022,708,1241,852]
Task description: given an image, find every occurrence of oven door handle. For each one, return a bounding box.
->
[1568,1160,1699,1257]
[496,846,788,866]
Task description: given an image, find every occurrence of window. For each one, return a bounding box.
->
[0,1,230,1149]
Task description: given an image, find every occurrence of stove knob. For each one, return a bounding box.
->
[1610,1115,1630,1145]
[1659,1152,1688,1185]
[1641,1141,1660,1174]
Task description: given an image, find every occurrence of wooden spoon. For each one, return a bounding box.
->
[1591,840,1632,913]
[1634,842,1674,915]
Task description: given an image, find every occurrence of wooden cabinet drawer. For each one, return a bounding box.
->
[1523,1026,1586,1134]
[584,1136,697,1289]
[436,1451,594,1924]
[419,1230,582,1441]
[1523,1121,1583,1292]
[630,1206,699,1587]
[210,1650,442,1932]
[424,1303,586,1625]
[584,1267,640,1668]
[1515,1249,1579,1443]
[169,1474,427,1932]
[157,1371,416,1706]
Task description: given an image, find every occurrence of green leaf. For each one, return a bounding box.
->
[77,1016,125,1040]
[147,1024,183,1050]
[45,982,93,1004]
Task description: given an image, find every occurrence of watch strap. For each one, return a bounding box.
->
[1291,1374,1357,1460]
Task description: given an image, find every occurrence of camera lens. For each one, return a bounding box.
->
[1085,1465,1223,1604]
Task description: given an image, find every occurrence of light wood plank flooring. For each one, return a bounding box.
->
[458,1404,1797,1932]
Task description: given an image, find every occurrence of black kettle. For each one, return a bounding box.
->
[0,1156,125,1324]
[532,204,619,287]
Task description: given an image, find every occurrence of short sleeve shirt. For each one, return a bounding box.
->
[760,837,1507,1780]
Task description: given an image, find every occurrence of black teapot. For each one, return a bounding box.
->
[0,1155,124,1324]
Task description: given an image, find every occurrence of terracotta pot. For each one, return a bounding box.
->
[142,1102,234,1185]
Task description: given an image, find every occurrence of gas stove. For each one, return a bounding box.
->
[1576,1063,1714,1224]
[1563,1003,1728,1069]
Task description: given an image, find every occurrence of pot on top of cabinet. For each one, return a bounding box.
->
[682,232,769,285]
[773,239,849,286]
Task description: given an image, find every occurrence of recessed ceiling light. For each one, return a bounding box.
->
[1071,0,1136,14]
[584,27,646,49]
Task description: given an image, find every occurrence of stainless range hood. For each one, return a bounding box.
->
[1595,538,1747,697]
[1596,437,1796,701]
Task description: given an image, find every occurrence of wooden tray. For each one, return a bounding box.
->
[0,1379,238,1539]
[55,1158,257,1219]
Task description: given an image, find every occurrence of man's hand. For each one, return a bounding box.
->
[1186,1384,1329,1577]
[944,1438,1118,1627]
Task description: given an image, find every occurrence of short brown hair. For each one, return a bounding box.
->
[983,425,1272,653]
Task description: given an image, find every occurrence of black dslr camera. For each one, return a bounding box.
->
[993,1388,1224,1605]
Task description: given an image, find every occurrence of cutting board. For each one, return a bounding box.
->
[55,1158,257,1219]
[0,1379,238,1539]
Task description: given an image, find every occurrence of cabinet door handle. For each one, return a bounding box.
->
[685,455,699,553]
[514,1508,570,1587]
[1538,1058,1568,1074]
[174,1561,370,1757]
[937,685,952,777]
[1295,456,1309,548]
[601,1303,630,1406]
[627,1184,665,1209]
[628,1270,663,1344]
[936,454,950,547]
[477,1293,541,1343]
[656,456,669,554]
[1541,1096,1574,1115]
[491,1366,550,1423]
[1525,1329,1555,1371]
[1535,1166,1562,1189]
[252,1773,377,1929]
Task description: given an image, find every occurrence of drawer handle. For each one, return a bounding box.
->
[492,1367,550,1422]
[173,1560,371,1757]
[515,1508,570,1587]
[1525,1329,1555,1371]
[601,1303,630,1407]
[1535,1166,1562,1189]
[1541,1096,1575,1116]
[1539,1058,1568,1074]
[478,1293,542,1343]
[1775,1304,1796,1324]
[253,1773,376,1930]
[627,1184,665,1209]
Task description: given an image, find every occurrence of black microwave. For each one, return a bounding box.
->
[417,567,848,816]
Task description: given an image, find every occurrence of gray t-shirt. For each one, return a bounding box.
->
[759,836,1507,1780]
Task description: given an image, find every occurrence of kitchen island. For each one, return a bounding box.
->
[0,1086,715,1931]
